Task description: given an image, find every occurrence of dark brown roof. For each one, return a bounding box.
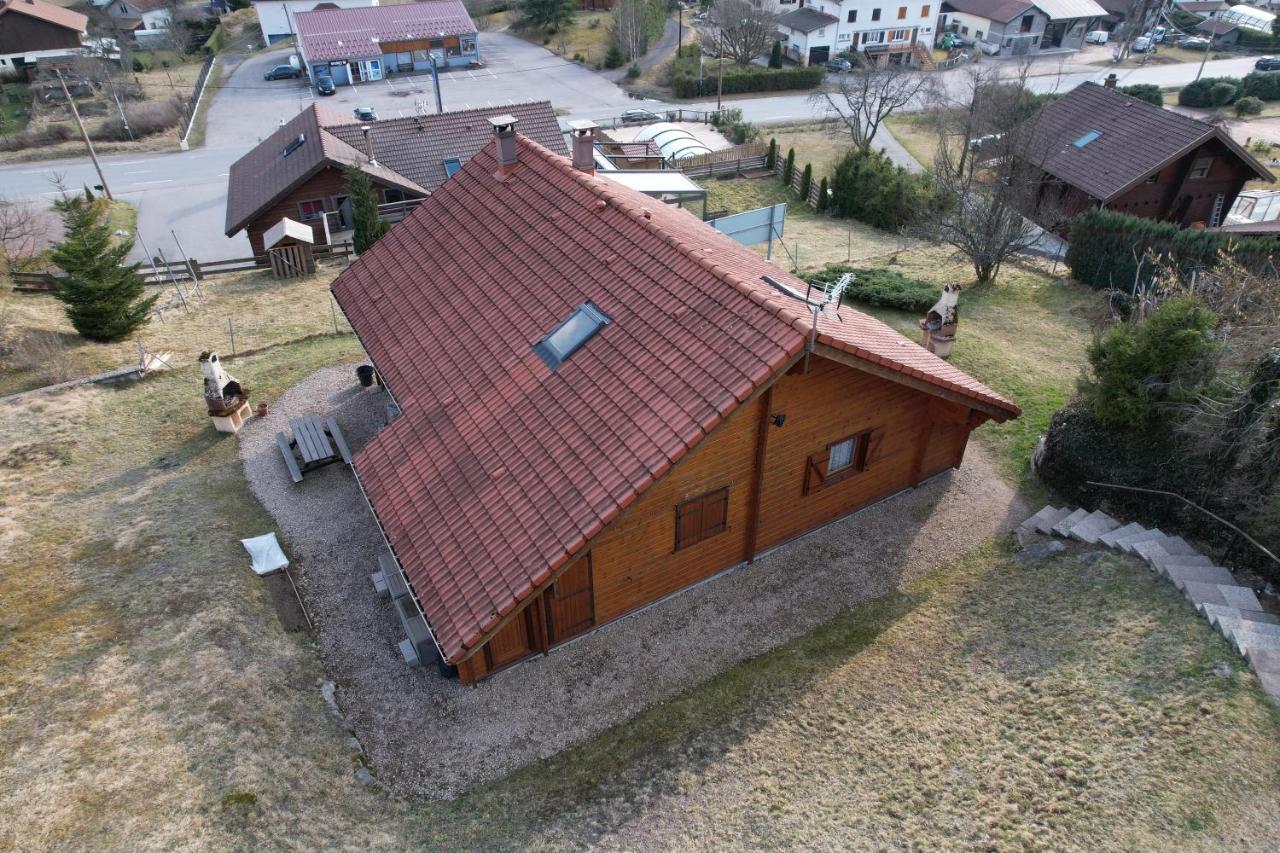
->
[226,102,564,236]
[1024,82,1273,202]
[332,134,1019,664]
[778,6,839,31]
[323,101,567,196]
[0,0,86,32]
[941,0,1033,23]
[1196,17,1237,34]
[1179,0,1228,11]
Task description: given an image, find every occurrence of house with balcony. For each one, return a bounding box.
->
[776,0,936,65]
[937,0,1105,56]
[294,0,478,86]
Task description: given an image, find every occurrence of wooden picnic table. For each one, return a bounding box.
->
[276,414,353,483]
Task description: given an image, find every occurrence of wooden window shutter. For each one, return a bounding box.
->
[803,446,831,495]
[675,500,702,551]
[675,487,729,551]
[703,488,728,533]
[858,428,885,471]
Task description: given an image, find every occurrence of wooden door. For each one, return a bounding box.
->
[483,608,536,672]
[544,555,595,646]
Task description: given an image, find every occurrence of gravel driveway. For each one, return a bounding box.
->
[239,365,1028,799]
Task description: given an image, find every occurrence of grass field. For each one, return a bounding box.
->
[510,11,615,66]
[1,263,351,397]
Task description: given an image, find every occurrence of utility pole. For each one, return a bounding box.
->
[717,25,724,112]
[678,6,683,55]
[105,76,133,141]
[56,69,112,200]
[429,53,443,113]
[1195,30,1211,82]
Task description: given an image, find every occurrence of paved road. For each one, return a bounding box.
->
[0,49,1266,264]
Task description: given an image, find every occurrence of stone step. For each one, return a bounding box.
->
[1130,539,1170,567]
[1256,668,1280,703]
[1185,581,1262,612]
[1099,521,1145,548]
[1068,510,1120,544]
[1218,614,1280,646]
[1115,527,1166,554]
[1151,553,1216,577]
[1248,647,1280,673]
[1201,604,1280,635]
[1052,508,1091,537]
[1020,505,1065,533]
[1152,535,1200,559]
[1230,628,1280,658]
[1166,564,1236,591]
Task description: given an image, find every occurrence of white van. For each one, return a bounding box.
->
[1085,30,1109,44]
[1132,35,1153,52]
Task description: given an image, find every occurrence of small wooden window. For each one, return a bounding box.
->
[872,7,881,20]
[897,5,907,17]
[921,4,930,16]
[1188,156,1213,179]
[675,487,729,551]
[847,9,856,21]
[804,429,881,495]
[296,199,325,221]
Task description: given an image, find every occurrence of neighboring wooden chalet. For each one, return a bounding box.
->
[331,118,1020,686]
[0,0,87,80]
[223,100,566,255]
[938,0,1105,57]
[1024,80,1274,231]
[294,0,477,86]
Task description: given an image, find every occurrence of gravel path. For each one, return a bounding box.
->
[239,365,1028,799]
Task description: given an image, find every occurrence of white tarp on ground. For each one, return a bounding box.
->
[241,532,290,576]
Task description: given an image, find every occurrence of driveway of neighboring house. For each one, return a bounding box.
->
[240,365,1029,800]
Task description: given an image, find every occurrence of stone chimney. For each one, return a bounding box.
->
[1104,73,1117,90]
[489,114,519,177]
[360,125,377,165]
[568,119,598,175]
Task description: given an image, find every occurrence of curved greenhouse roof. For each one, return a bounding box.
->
[634,122,713,160]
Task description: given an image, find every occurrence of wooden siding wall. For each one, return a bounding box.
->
[246,167,348,255]
[1109,138,1253,227]
[457,356,977,683]
[754,357,969,552]
[0,12,83,54]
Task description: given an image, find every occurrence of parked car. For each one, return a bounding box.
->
[1131,36,1153,52]
[620,108,662,125]
[1084,29,1108,44]
[316,75,336,95]
[823,57,852,72]
[264,64,299,80]
[1256,55,1280,70]
[1179,36,1211,49]
[1150,25,1166,43]
[353,106,378,121]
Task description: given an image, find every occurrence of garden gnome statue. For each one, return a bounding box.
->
[919,283,960,358]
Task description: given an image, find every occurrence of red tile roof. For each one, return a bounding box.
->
[295,0,475,63]
[332,135,1019,664]
[0,0,86,33]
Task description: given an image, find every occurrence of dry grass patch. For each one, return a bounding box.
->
[884,112,949,169]
[767,122,853,178]
[0,263,350,396]
[510,11,615,65]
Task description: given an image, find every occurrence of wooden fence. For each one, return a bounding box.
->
[775,154,825,209]
[676,142,769,178]
[9,242,354,292]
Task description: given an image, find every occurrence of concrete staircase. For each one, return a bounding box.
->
[1019,506,1280,704]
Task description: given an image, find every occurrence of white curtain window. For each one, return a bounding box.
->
[828,436,856,474]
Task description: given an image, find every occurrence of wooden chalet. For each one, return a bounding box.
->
[331,118,1020,686]
[1023,79,1274,232]
[0,0,87,80]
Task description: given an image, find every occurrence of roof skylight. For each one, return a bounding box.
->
[1072,130,1102,149]
[443,156,462,177]
[535,302,611,369]
[281,133,305,158]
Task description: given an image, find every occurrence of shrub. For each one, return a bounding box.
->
[1235,95,1264,117]
[730,118,755,144]
[1081,295,1219,430]
[671,44,823,97]
[603,43,623,68]
[765,137,777,171]
[1066,209,1279,290]
[798,162,812,202]
[781,147,795,184]
[95,95,185,141]
[131,55,148,73]
[0,122,73,152]
[1118,83,1163,107]
[768,39,782,69]
[817,176,829,212]
[626,62,641,79]
[809,264,938,312]
[1178,75,1241,107]
[829,145,935,231]
[1243,70,1280,101]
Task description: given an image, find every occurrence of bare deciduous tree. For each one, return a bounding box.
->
[0,197,42,274]
[698,0,777,67]
[813,60,936,151]
[914,65,1055,283]
[613,0,651,63]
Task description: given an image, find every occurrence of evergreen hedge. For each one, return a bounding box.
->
[1065,209,1279,290]
[809,264,939,312]
[1177,76,1242,107]
[1118,83,1163,107]
[1242,71,1280,101]
[829,146,935,231]
[671,45,824,97]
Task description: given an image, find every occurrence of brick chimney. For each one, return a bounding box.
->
[568,119,598,175]
[360,124,377,166]
[1104,73,1117,89]
[489,114,519,177]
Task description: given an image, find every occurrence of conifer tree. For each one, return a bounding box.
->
[768,39,783,69]
[345,166,390,255]
[49,192,156,342]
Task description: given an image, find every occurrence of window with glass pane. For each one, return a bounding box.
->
[828,436,856,474]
